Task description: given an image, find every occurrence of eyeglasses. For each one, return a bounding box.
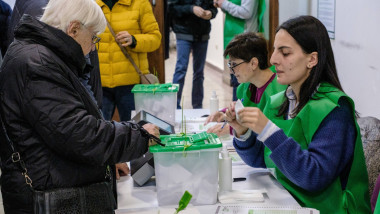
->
[227,61,245,74]
[92,35,101,44]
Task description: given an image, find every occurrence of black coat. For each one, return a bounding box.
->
[0,0,12,57]
[168,0,217,40]
[5,0,104,108]
[5,0,48,50]
[0,15,150,213]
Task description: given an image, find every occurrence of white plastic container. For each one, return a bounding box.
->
[210,91,219,115]
[218,146,232,192]
[149,133,222,206]
[132,83,179,125]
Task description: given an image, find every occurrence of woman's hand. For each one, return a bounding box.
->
[193,6,205,18]
[201,10,212,20]
[213,0,224,8]
[142,123,160,146]
[115,163,130,180]
[115,31,133,47]
[225,101,248,136]
[204,111,225,125]
[206,123,230,137]
[237,107,269,134]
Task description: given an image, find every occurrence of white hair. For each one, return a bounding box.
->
[40,0,106,35]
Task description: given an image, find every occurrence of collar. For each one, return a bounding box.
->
[99,0,131,7]
[285,84,321,118]
[15,15,87,77]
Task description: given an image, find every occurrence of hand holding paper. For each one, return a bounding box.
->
[236,107,269,134]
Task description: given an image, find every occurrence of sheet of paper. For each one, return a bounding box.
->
[117,207,200,214]
[180,121,218,133]
[215,205,319,214]
[234,99,244,122]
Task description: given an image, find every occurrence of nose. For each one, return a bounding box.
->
[270,50,279,66]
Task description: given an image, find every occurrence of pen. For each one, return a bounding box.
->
[220,98,243,130]
[220,120,227,130]
[149,134,165,147]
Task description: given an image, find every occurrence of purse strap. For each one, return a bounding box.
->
[0,93,112,190]
[105,18,153,84]
[0,92,33,188]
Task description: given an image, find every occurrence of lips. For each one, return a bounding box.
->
[276,70,284,74]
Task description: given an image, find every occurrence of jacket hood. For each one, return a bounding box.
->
[14,14,87,76]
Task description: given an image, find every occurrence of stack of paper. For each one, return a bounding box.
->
[218,190,265,204]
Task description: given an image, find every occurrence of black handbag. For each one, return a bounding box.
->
[0,93,116,214]
[33,181,115,214]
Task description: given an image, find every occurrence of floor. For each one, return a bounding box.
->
[165,48,233,112]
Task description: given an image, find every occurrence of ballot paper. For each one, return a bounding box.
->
[215,205,319,214]
[234,99,244,122]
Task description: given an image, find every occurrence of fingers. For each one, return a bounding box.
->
[115,31,132,46]
[143,124,159,134]
[193,6,205,18]
[115,169,120,180]
[115,163,130,180]
[206,123,229,137]
[205,112,225,125]
[237,108,269,134]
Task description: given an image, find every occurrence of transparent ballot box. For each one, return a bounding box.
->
[132,83,179,126]
[149,132,222,206]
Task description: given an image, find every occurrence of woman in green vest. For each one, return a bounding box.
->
[225,16,371,213]
[205,32,286,137]
[214,0,266,101]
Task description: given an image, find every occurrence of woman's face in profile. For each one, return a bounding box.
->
[67,21,97,56]
[75,26,97,56]
[270,29,311,89]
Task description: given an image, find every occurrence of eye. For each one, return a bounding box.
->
[282,52,290,56]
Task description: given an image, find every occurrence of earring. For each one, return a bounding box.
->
[307,64,311,68]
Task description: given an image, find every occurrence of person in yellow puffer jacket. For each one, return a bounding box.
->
[96,0,161,122]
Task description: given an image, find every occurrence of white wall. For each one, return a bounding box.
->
[279,0,380,118]
[206,8,225,70]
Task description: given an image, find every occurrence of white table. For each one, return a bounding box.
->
[116,109,300,213]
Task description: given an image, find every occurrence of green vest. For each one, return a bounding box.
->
[375,194,380,214]
[263,83,371,214]
[224,0,245,49]
[223,0,266,49]
[236,67,286,110]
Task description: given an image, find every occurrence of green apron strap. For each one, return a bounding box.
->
[223,0,245,49]
[257,0,266,33]
[375,193,380,214]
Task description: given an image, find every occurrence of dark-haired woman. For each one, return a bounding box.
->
[205,32,286,136]
[225,15,371,213]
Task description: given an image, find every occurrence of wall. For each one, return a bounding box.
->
[206,8,225,71]
[280,0,380,118]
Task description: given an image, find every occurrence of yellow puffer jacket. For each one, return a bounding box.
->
[96,0,161,88]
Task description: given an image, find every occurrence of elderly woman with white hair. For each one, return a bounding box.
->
[0,0,159,213]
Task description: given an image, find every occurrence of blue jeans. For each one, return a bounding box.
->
[173,39,208,109]
[101,85,135,121]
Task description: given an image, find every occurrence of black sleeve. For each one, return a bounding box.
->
[168,0,194,18]
[22,57,150,166]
